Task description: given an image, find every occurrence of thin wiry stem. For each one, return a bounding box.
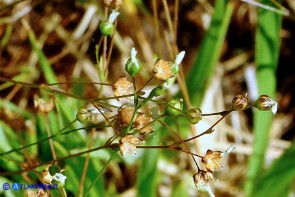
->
[0,121,108,157]
[172,111,231,146]
[84,151,117,197]
[158,119,201,169]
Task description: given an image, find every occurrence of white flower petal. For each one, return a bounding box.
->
[108,10,120,23]
[271,101,278,114]
[53,173,67,185]
[175,51,185,65]
[221,145,236,157]
[130,48,137,62]
[163,82,170,89]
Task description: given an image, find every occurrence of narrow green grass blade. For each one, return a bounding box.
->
[84,151,116,196]
[172,181,189,197]
[0,121,19,152]
[0,24,13,48]
[64,156,106,196]
[28,29,58,84]
[253,142,295,197]
[244,1,282,196]
[186,0,234,107]
[137,138,159,197]
[0,99,33,119]
[0,68,36,91]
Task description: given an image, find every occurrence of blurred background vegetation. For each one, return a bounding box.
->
[0,0,295,196]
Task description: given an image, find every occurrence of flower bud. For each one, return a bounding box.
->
[125,48,142,77]
[165,99,183,116]
[99,10,119,36]
[186,108,202,124]
[254,95,277,114]
[99,21,114,36]
[148,86,165,98]
[104,0,122,9]
[231,94,249,111]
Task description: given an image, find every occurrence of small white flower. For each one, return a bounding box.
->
[108,10,120,23]
[53,173,67,185]
[163,82,170,89]
[175,51,185,65]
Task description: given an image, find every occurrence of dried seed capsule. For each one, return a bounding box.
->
[153,59,174,80]
[34,97,54,114]
[165,99,183,116]
[193,170,214,189]
[201,150,222,172]
[134,113,153,134]
[104,0,122,9]
[119,134,144,156]
[112,76,133,98]
[254,95,277,114]
[231,94,249,110]
[186,108,202,124]
[117,107,135,127]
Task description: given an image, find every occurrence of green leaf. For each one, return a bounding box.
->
[245,1,282,196]
[186,0,234,107]
[172,180,189,197]
[253,142,295,197]
[28,28,58,84]
[137,137,159,197]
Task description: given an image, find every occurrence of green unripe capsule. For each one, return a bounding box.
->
[148,86,165,98]
[186,108,202,124]
[99,21,114,36]
[76,108,93,124]
[171,63,179,75]
[125,57,142,77]
[165,99,183,116]
[49,165,61,176]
